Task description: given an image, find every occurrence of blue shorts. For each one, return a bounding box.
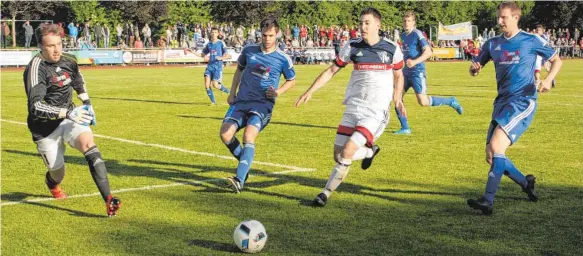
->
[486,96,537,145]
[404,72,427,94]
[204,66,222,82]
[223,101,272,131]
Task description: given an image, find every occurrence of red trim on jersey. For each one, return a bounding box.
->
[354,62,399,71]
[336,125,354,136]
[355,126,374,147]
[535,69,541,73]
[335,56,348,67]
[392,60,404,70]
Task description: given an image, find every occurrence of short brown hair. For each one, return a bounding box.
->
[498,2,521,16]
[260,15,280,31]
[35,24,62,45]
[403,10,416,21]
[536,24,543,29]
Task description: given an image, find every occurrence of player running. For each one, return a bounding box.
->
[394,11,463,135]
[534,24,555,88]
[467,2,562,215]
[184,27,231,105]
[295,8,406,207]
[220,16,296,193]
[24,24,121,217]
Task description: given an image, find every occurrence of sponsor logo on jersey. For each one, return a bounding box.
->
[50,71,72,87]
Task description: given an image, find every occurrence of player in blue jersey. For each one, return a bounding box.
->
[184,27,231,105]
[467,2,562,215]
[220,16,296,193]
[393,11,464,135]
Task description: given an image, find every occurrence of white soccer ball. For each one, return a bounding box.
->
[233,220,268,253]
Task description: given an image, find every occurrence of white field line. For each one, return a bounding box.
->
[1,119,314,171]
[1,119,316,206]
[1,168,307,206]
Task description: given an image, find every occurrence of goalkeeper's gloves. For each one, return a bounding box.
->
[67,105,94,126]
[78,93,96,126]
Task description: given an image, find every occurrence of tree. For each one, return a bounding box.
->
[1,0,63,47]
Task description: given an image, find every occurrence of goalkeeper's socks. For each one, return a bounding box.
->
[84,146,111,202]
[206,88,216,104]
[236,143,255,187]
[218,83,230,94]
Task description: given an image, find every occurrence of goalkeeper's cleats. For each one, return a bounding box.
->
[106,195,122,217]
[48,185,67,199]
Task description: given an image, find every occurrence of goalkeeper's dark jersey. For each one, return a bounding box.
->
[23,52,87,141]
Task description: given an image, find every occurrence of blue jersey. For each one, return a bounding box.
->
[401,29,429,75]
[236,44,296,105]
[474,30,557,103]
[202,40,227,69]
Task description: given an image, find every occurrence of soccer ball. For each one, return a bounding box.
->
[233,220,267,253]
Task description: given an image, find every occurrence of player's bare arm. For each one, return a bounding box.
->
[407,45,432,68]
[393,68,407,117]
[295,64,341,107]
[228,67,243,104]
[267,79,296,99]
[538,54,562,93]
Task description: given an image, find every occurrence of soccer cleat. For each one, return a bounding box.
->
[523,174,538,202]
[450,96,463,115]
[226,176,242,194]
[394,128,412,135]
[48,185,67,199]
[361,145,380,170]
[467,197,493,215]
[106,195,122,217]
[313,193,328,207]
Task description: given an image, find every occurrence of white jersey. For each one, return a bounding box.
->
[335,38,404,110]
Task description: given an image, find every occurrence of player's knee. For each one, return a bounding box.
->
[417,95,430,106]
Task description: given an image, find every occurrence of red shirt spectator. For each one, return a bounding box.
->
[349,29,357,39]
[319,27,327,39]
[579,38,583,49]
[327,27,334,41]
[466,40,475,53]
[300,26,307,38]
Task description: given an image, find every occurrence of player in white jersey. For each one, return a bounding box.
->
[534,24,555,87]
[295,7,406,207]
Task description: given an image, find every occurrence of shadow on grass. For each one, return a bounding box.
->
[1,191,105,218]
[92,96,208,106]
[188,239,239,253]
[177,115,337,130]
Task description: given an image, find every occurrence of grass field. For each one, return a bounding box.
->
[2,60,582,255]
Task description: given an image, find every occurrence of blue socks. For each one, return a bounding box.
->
[218,83,230,94]
[236,143,255,187]
[504,158,527,188]
[430,96,454,106]
[395,107,409,130]
[484,154,506,205]
[206,88,216,104]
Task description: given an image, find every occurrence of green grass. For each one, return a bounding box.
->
[2,60,583,255]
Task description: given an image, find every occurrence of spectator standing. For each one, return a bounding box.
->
[300,25,308,47]
[23,20,34,48]
[94,23,102,48]
[1,21,10,49]
[102,23,110,48]
[142,24,151,45]
[488,28,495,39]
[116,24,123,46]
[68,22,78,47]
[293,24,300,40]
[83,22,91,43]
